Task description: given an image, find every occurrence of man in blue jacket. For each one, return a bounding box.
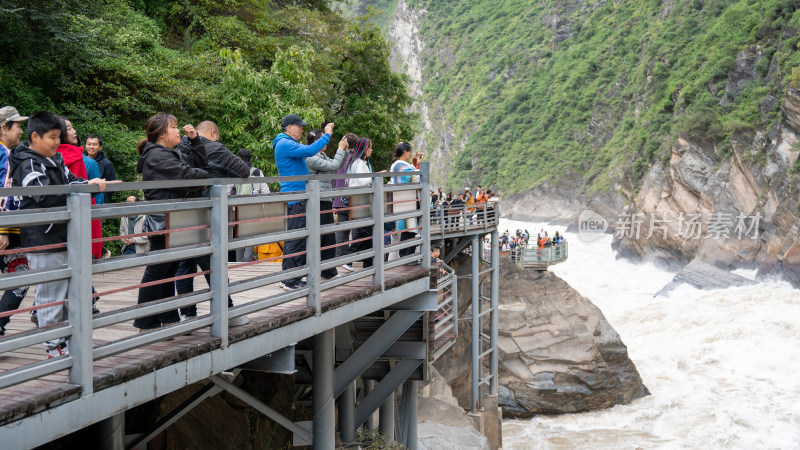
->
[273,114,333,290]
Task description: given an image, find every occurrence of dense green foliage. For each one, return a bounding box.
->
[1,0,414,253]
[0,0,415,178]
[390,0,800,194]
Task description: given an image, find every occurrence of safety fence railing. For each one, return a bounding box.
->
[429,202,498,236]
[0,164,431,397]
[510,241,569,268]
[428,262,457,363]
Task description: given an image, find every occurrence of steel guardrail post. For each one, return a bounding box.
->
[372,177,385,289]
[439,204,445,235]
[210,185,229,346]
[420,162,431,269]
[307,180,322,314]
[490,230,499,394]
[67,193,93,394]
[471,234,480,412]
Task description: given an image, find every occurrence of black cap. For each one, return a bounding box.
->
[281,114,308,128]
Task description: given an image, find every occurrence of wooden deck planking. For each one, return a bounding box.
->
[0,261,430,426]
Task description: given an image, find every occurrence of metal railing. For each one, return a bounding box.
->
[0,166,431,396]
[430,202,498,236]
[429,262,457,362]
[510,241,569,269]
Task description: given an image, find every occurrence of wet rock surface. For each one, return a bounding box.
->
[656,260,757,297]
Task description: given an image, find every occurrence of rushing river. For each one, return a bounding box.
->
[498,219,800,449]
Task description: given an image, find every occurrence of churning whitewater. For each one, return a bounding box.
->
[499,219,800,449]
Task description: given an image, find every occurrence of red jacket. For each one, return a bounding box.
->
[57,144,103,259]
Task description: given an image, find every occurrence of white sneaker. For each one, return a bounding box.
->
[341,264,354,272]
[229,315,250,327]
[47,342,69,358]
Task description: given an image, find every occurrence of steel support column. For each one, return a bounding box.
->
[471,235,480,412]
[99,412,124,450]
[313,329,335,450]
[403,380,418,449]
[340,382,356,444]
[365,380,376,430]
[490,230,499,394]
[379,391,395,441]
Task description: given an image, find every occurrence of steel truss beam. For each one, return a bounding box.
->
[354,359,421,427]
[126,370,241,450]
[443,237,473,264]
[333,309,424,397]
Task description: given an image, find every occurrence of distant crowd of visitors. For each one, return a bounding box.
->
[429,186,500,229]
[500,229,564,251]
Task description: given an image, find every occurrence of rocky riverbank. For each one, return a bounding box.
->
[431,254,646,419]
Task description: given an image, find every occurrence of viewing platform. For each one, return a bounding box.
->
[0,164,500,449]
[511,242,569,270]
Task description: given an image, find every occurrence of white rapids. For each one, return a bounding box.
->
[498,219,800,449]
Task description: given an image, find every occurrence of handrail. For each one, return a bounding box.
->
[429,262,457,362]
[429,202,499,236]
[0,167,432,393]
[510,241,569,269]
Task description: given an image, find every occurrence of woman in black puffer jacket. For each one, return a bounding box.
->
[133,113,208,331]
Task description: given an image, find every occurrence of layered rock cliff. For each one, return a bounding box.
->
[613,86,800,277]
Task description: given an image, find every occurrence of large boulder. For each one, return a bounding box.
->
[417,423,490,450]
[493,258,646,417]
[418,366,475,429]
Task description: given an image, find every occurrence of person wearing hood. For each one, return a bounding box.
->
[11,111,110,357]
[0,106,30,336]
[273,114,333,291]
[133,113,209,332]
[84,134,116,204]
[305,128,350,279]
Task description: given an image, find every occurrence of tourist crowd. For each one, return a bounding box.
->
[500,229,565,251]
[0,106,465,357]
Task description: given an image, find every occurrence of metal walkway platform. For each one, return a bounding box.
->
[0,264,428,429]
[0,164,500,449]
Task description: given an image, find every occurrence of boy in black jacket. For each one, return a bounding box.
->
[11,111,109,358]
